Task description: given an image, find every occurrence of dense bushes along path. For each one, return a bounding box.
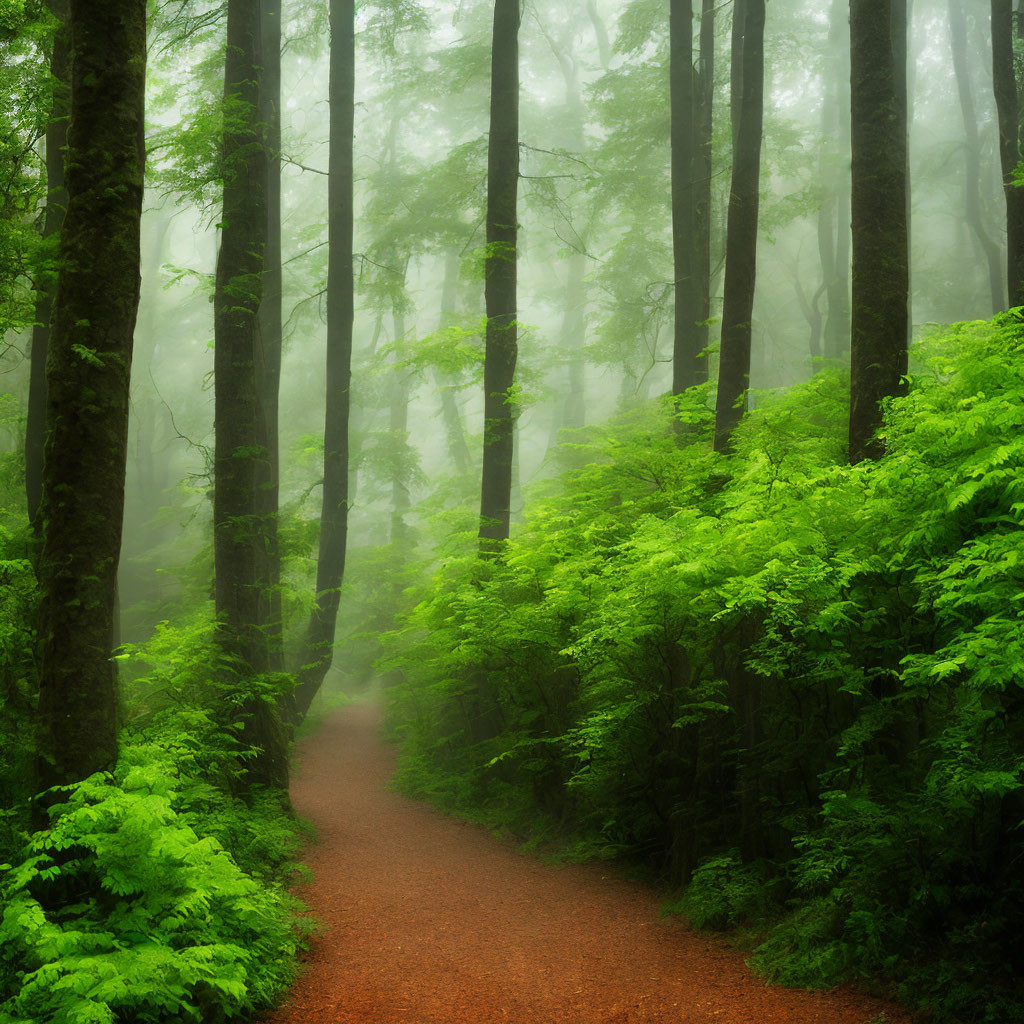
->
[265,701,905,1024]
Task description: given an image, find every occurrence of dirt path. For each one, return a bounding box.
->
[264,701,906,1024]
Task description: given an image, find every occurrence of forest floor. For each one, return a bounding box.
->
[263,700,909,1024]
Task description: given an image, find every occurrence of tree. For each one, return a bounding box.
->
[25,0,69,523]
[670,0,706,399]
[293,0,355,719]
[35,0,147,788]
[713,0,765,453]
[213,0,288,786]
[992,0,1024,307]
[478,0,520,551]
[848,0,909,462]
[694,0,715,380]
[258,0,284,669]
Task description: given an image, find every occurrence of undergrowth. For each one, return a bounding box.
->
[0,611,312,1024]
[382,313,1024,1024]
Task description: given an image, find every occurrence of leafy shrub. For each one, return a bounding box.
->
[383,313,1024,1021]
[667,851,776,931]
[0,713,308,1024]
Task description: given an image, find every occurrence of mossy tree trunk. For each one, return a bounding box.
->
[25,0,70,524]
[713,0,764,453]
[293,0,355,720]
[214,0,288,786]
[35,0,146,790]
[478,0,520,553]
[848,0,909,463]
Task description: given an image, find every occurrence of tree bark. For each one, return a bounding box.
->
[35,0,146,790]
[713,0,764,453]
[25,0,70,524]
[992,0,1024,307]
[478,0,520,552]
[694,0,715,382]
[293,0,355,719]
[848,0,909,463]
[258,0,284,670]
[214,0,288,787]
[671,0,706,398]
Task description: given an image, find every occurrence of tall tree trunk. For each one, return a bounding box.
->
[434,250,472,474]
[894,0,912,348]
[25,0,70,524]
[293,0,355,719]
[713,0,764,453]
[694,0,715,381]
[35,0,146,790]
[478,0,520,552]
[848,0,909,463]
[671,0,706,399]
[258,0,284,670]
[992,0,1024,307]
[950,0,1003,312]
[214,0,288,787]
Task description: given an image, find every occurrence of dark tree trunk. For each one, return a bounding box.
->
[713,0,764,453]
[293,0,355,719]
[671,0,706,398]
[25,0,70,523]
[848,0,909,463]
[214,0,288,787]
[35,0,146,790]
[258,0,284,670]
[893,0,912,349]
[478,0,520,552]
[950,0,1003,312]
[993,0,1024,307]
[694,0,715,380]
[434,250,472,474]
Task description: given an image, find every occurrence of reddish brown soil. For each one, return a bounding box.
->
[264,701,907,1024]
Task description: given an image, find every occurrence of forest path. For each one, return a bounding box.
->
[263,700,906,1024]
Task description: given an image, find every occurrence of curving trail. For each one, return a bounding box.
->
[264,701,906,1024]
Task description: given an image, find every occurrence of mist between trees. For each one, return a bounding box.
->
[1,0,1023,1022]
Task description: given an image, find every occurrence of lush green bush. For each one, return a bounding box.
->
[383,313,1024,1022]
[0,610,310,1024]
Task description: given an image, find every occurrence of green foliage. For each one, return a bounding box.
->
[0,723,307,1024]
[0,610,310,1024]
[384,314,1024,1022]
[665,851,775,931]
